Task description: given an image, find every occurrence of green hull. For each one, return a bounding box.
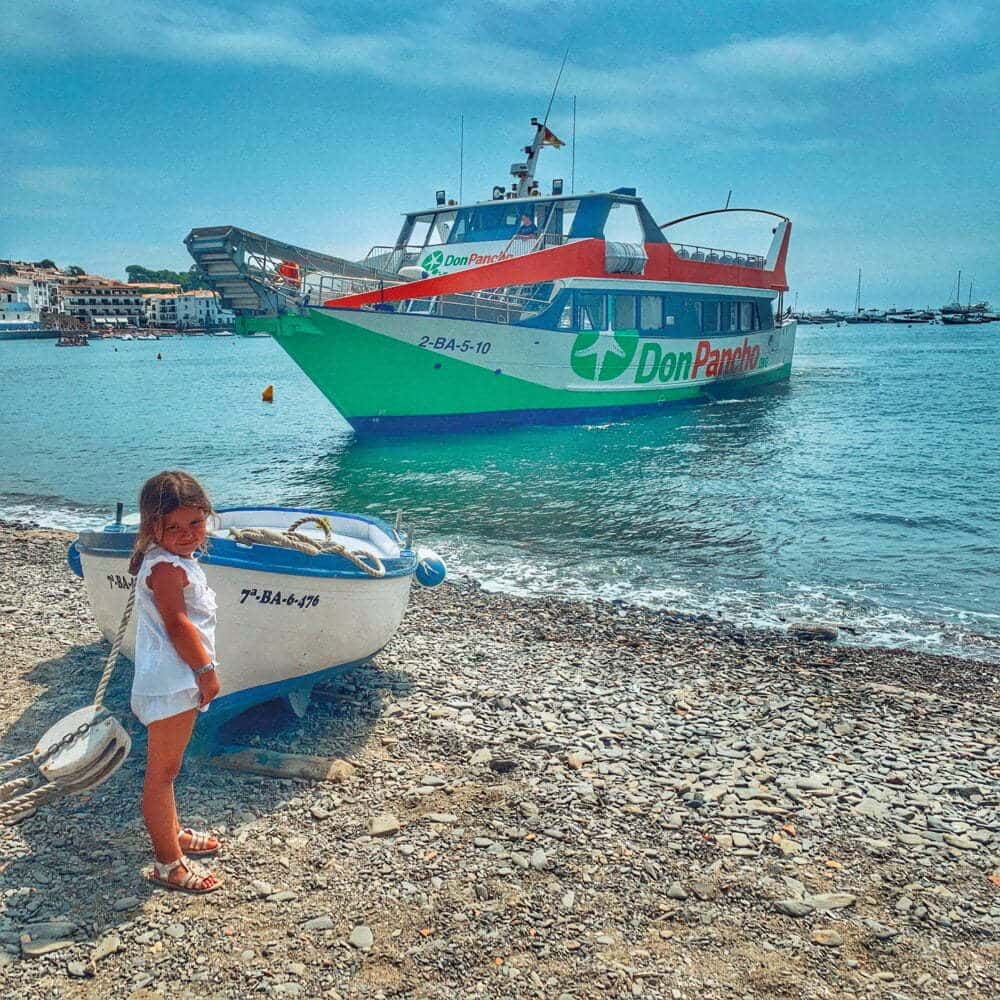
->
[240,310,793,432]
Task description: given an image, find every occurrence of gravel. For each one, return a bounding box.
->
[0,521,998,998]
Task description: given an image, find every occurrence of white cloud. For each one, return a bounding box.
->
[4,1,994,147]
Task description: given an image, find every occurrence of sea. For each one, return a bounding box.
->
[1,326,998,663]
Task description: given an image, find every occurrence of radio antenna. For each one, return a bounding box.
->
[542,48,570,128]
[459,114,464,204]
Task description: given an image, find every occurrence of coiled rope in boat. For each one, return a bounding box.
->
[228,515,386,578]
[0,587,135,825]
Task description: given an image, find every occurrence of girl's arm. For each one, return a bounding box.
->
[148,562,212,670]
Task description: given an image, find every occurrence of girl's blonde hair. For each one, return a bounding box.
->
[128,470,213,575]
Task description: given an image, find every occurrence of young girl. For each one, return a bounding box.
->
[128,470,223,893]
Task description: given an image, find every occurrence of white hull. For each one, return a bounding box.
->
[72,507,420,732]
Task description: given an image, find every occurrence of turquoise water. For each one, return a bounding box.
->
[1,328,998,661]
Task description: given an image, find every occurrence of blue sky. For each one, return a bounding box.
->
[4,0,999,310]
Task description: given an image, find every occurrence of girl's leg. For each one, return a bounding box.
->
[142,707,198,864]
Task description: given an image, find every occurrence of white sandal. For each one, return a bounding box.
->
[147,855,222,894]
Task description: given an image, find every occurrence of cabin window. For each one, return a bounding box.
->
[433,211,456,245]
[603,202,645,244]
[701,301,720,333]
[577,292,606,331]
[407,215,435,249]
[448,203,523,243]
[721,302,738,332]
[611,294,637,330]
[739,301,754,331]
[557,301,573,329]
[639,296,662,330]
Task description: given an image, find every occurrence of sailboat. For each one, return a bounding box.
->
[842,269,885,324]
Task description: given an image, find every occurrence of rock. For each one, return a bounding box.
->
[788,623,839,641]
[91,932,122,962]
[370,814,401,836]
[469,748,492,765]
[310,804,331,820]
[349,925,374,951]
[67,959,95,978]
[666,882,688,901]
[251,879,275,898]
[811,928,843,947]
[804,893,856,911]
[112,896,140,912]
[22,938,75,957]
[774,899,814,917]
[529,848,548,870]
[424,812,458,824]
[267,890,299,903]
[165,923,186,939]
[691,881,718,901]
[488,757,518,774]
[302,915,335,931]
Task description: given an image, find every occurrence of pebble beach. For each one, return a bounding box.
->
[1,522,998,999]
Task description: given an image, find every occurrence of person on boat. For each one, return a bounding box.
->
[128,470,223,894]
[517,213,538,237]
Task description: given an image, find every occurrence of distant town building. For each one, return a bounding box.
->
[145,289,235,330]
[55,277,147,327]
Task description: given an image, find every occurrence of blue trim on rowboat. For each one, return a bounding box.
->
[190,651,377,749]
[75,506,417,580]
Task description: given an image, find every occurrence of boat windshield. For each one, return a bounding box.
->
[444,201,577,243]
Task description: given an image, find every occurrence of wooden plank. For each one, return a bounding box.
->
[209,748,356,783]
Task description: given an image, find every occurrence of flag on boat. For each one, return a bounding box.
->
[540,125,565,148]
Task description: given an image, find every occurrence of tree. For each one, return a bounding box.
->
[125,264,210,291]
[66,265,86,276]
[35,259,57,270]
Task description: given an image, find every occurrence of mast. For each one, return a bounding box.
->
[512,51,568,198]
[855,267,862,315]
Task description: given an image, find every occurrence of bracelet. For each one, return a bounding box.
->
[194,661,217,677]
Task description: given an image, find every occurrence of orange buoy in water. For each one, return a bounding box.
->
[262,384,274,403]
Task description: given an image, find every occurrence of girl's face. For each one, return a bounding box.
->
[155,505,208,558]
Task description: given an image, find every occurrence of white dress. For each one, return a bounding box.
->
[131,545,217,726]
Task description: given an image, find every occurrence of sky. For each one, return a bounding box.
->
[3,0,999,311]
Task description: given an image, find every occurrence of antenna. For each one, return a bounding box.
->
[724,189,732,209]
[543,48,570,128]
[459,114,464,204]
[571,95,576,194]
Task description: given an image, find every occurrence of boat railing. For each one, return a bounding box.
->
[243,248,407,305]
[394,285,553,325]
[670,243,765,268]
[364,246,423,273]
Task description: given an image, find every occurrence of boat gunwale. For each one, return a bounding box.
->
[75,505,418,580]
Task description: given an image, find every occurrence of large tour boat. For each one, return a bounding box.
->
[186,119,796,433]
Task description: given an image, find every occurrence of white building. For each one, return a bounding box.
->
[0,280,41,325]
[146,290,235,331]
[56,278,147,327]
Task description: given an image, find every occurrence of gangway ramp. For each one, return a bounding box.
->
[184,226,402,316]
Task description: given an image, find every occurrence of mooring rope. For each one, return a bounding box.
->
[0,577,136,824]
[228,515,385,578]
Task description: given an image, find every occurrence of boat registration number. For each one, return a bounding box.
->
[239,588,320,609]
[418,336,492,355]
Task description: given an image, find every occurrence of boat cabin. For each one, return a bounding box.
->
[392,191,666,254]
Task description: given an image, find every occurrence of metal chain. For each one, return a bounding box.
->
[0,578,135,781]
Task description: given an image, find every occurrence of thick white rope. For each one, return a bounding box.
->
[228,515,385,578]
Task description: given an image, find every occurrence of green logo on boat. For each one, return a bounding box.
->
[570,332,639,381]
[421,249,445,276]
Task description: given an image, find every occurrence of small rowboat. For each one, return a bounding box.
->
[68,506,444,740]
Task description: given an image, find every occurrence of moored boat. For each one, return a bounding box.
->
[187,117,797,434]
[68,506,445,739]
